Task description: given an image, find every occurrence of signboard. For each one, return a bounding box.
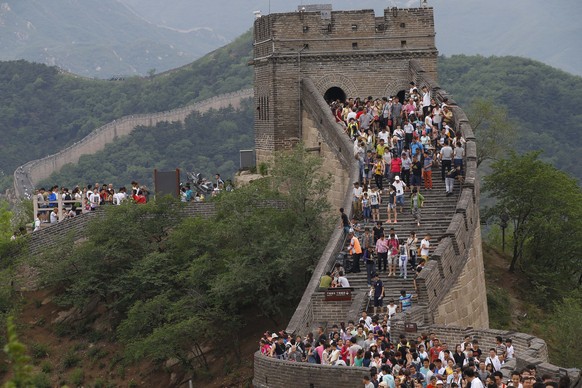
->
[324,288,352,301]
[154,169,180,198]
[240,149,255,170]
[404,322,418,333]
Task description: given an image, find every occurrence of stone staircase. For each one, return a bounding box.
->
[339,166,461,314]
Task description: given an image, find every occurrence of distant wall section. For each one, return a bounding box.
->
[13,89,253,198]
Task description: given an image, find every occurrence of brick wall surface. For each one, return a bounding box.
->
[253,351,369,388]
[25,200,287,258]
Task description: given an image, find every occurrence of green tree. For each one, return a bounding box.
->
[0,201,14,241]
[548,293,582,368]
[34,198,183,312]
[483,152,582,281]
[466,98,515,167]
[120,146,331,365]
[35,145,332,371]
[3,316,33,388]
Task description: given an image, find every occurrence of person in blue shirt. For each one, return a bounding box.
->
[411,138,423,158]
[185,185,193,201]
[420,358,431,388]
[399,289,415,311]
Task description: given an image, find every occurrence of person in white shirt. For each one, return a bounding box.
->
[49,208,58,224]
[89,191,100,210]
[352,181,363,219]
[505,339,515,360]
[392,176,406,213]
[360,311,373,328]
[387,300,398,319]
[421,85,431,117]
[420,234,431,260]
[403,120,415,147]
[113,187,127,205]
[329,342,341,365]
[336,272,350,288]
[378,127,390,144]
[464,368,485,388]
[461,335,473,353]
[485,348,502,372]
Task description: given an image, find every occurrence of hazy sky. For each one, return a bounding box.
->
[121,0,581,75]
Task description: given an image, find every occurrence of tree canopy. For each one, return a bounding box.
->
[483,152,582,305]
[33,145,332,370]
[439,55,582,182]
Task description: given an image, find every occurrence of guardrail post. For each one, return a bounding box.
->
[33,193,39,222]
[58,194,64,222]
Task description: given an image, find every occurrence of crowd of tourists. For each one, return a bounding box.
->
[259,325,569,388]
[336,210,431,287]
[253,87,569,386]
[338,84,464,222]
[32,181,151,230]
[31,173,229,231]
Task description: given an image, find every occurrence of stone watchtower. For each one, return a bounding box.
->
[252,5,438,165]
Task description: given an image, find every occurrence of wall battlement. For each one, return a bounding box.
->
[252,7,437,167]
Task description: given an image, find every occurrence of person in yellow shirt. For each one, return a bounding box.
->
[376,139,387,157]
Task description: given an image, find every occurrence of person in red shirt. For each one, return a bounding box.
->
[339,339,350,364]
[429,338,442,363]
[390,153,402,183]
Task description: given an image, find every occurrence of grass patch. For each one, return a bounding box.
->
[69,367,84,386]
[30,342,49,359]
[88,346,109,360]
[40,360,52,373]
[62,350,81,369]
[30,372,52,388]
[486,285,511,329]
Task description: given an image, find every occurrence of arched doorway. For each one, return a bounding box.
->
[324,87,347,104]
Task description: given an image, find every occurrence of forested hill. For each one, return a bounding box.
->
[0,31,252,191]
[439,55,582,181]
[3,32,581,191]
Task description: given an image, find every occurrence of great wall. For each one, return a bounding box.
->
[11,5,580,388]
[12,88,253,199]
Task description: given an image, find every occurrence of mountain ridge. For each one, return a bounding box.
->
[0,0,226,77]
[1,1,580,78]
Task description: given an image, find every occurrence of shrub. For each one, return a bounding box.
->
[69,367,84,386]
[30,342,49,359]
[62,351,81,369]
[30,372,51,388]
[40,360,52,373]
